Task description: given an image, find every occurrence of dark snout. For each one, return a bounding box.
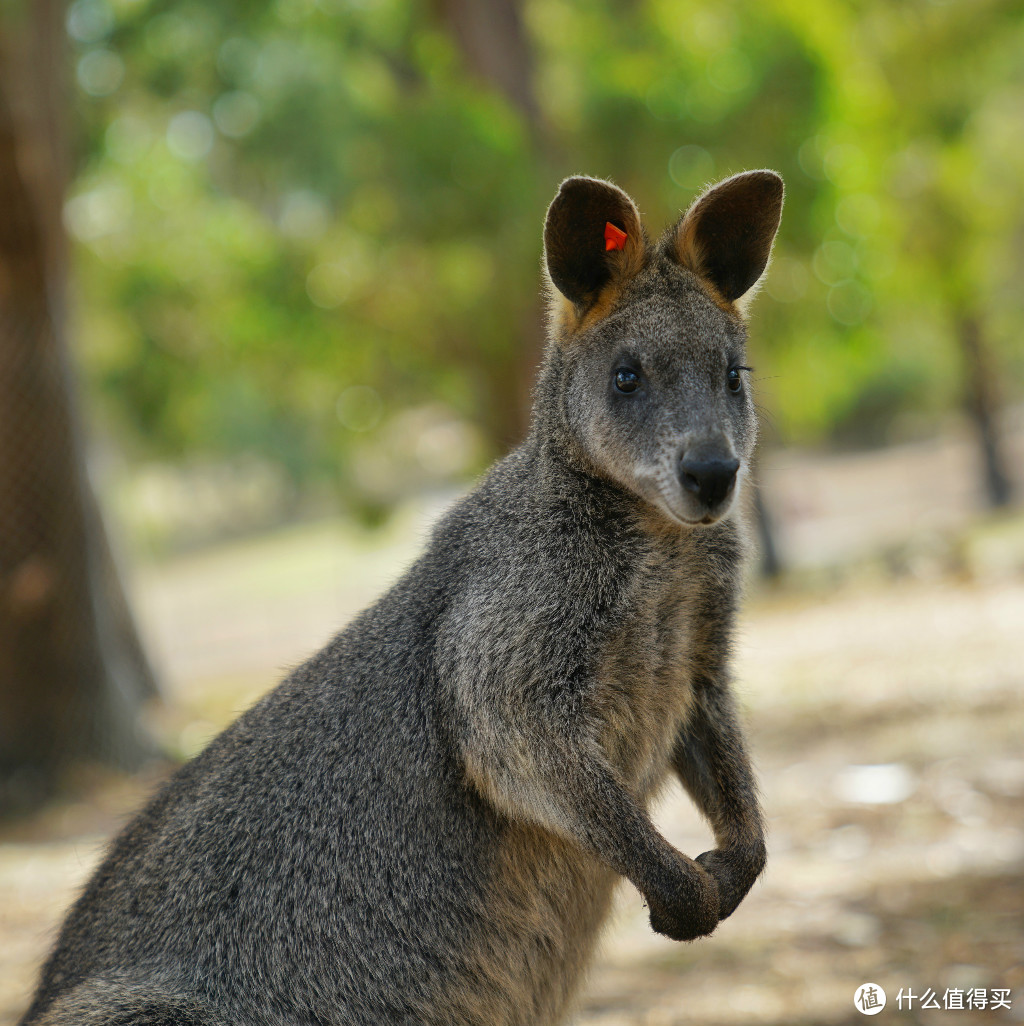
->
[678,451,739,511]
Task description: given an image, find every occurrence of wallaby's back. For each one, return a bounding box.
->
[22,169,783,1026]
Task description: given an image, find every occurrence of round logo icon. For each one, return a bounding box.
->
[854,983,886,1015]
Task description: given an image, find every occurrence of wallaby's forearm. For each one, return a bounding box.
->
[464,715,721,941]
[671,680,766,918]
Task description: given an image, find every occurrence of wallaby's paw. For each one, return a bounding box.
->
[695,841,766,920]
[645,861,720,942]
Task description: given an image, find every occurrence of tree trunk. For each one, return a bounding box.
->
[960,313,1013,510]
[434,0,547,448]
[434,0,541,133]
[751,482,782,580]
[0,0,157,812]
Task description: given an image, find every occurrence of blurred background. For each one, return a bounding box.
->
[1,0,1023,1022]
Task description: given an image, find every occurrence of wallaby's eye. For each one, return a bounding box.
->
[614,368,641,394]
[727,367,747,394]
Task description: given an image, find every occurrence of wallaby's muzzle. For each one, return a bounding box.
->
[677,446,740,521]
[678,453,739,509]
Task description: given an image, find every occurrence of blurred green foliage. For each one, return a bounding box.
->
[63,0,1024,512]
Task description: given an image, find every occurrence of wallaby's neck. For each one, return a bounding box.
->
[521,392,607,504]
[518,391,681,545]
[523,341,591,476]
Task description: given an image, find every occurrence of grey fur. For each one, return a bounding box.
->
[20,170,783,1026]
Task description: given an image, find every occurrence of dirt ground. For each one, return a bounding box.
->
[2,484,1023,1024]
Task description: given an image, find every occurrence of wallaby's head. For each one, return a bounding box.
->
[539,170,783,528]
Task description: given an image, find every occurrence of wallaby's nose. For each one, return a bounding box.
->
[678,454,740,509]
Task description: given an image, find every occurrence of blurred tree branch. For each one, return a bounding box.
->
[960,313,1012,509]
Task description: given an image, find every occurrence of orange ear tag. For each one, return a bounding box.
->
[604,222,627,251]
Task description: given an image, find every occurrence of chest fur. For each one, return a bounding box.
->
[594,557,702,795]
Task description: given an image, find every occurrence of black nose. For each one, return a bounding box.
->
[678,455,740,508]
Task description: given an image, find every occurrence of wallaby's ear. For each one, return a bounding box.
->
[670,170,783,309]
[544,176,644,312]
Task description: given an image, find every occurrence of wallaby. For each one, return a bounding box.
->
[21,169,783,1026]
